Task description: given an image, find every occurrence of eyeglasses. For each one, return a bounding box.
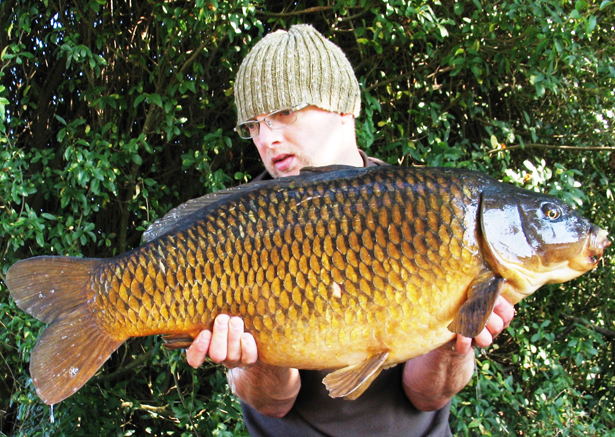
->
[235,103,309,139]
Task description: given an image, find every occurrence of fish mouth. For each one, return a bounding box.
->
[588,227,610,263]
[571,226,610,271]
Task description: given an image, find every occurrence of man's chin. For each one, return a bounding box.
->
[268,168,301,178]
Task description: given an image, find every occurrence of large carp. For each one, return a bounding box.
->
[5,165,609,405]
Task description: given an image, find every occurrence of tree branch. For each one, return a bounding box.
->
[563,315,615,341]
[488,143,615,155]
[364,64,453,92]
[179,42,209,77]
[254,6,335,17]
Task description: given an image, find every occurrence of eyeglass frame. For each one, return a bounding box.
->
[235,102,309,139]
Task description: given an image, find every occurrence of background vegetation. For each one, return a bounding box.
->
[1,0,614,435]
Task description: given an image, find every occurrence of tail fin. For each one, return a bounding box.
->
[6,256,125,405]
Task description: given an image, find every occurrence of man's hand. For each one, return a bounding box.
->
[185,314,300,417]
[186,314,258,369]
[403,296,516,411]
[453,296,516,355]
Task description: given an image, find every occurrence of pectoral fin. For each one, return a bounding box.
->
[448,271,504,338]
[322,351,389,401]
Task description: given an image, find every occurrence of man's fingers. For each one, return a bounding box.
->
[186,330,212,368]
[454,335,473,356]
[493,296,515,329]
[473,327,494,349]
[240,332,259,366]
[186,314,258,369]
[226,317,245,363]
[208,314,230,363]
[486,312,504,338]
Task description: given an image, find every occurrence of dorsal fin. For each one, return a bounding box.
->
[142,183,264,242]
[299,165,356,175]
[143,165,367,242]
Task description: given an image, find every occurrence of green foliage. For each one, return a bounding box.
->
[1,0,613,435]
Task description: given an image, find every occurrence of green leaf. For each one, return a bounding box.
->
[586,15,597,33]
[150,93,163,107]
[490,135,499,149]
[131,154,143,165]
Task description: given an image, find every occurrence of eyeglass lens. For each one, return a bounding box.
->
[237,108,298,139]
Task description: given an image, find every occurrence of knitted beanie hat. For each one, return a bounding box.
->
[234,24,361,124]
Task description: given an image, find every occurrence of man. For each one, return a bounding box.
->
[186,24,515,436]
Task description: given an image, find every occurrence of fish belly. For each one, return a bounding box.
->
[252,268,480,370]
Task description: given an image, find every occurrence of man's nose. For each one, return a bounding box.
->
[257,120,279,147]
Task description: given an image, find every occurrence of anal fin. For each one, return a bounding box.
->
[448,270,504,338]
[162,334,197,349]
[322,351,389,401]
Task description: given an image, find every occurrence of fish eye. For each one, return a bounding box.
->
[541,203,562,221]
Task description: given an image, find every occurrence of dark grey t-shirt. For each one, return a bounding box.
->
[242,366,453,437]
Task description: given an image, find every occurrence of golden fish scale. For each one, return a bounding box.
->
[91,169,484,368]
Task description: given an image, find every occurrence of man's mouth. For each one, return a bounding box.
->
[272,154,294,171]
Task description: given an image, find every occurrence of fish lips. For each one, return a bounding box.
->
[570,226,610,271]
